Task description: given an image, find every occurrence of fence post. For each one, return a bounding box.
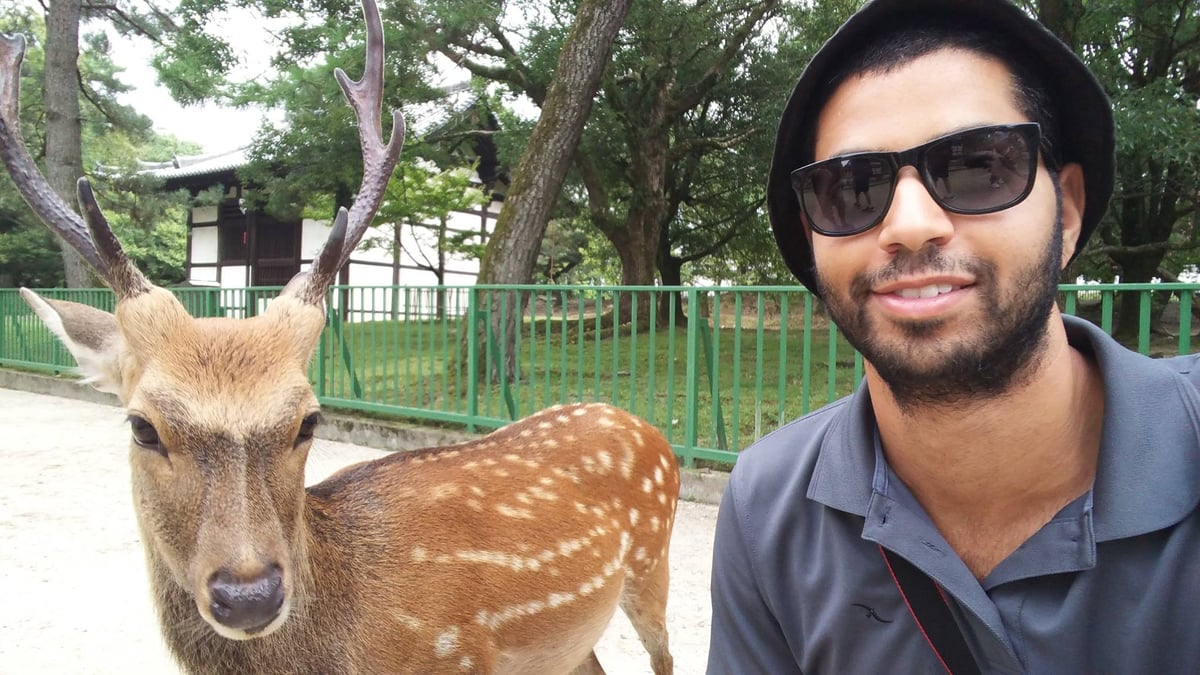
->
[466,288,479,432]
[683,288,701,468]
[316,293,329,398]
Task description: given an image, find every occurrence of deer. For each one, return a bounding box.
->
[0,1,679,672]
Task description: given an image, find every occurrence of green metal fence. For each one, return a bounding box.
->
[3,283,1197,467]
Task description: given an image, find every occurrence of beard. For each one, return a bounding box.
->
[815,211,1064,414]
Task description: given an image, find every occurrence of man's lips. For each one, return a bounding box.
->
[869,278,974,318]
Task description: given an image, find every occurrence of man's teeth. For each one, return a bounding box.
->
[894,284,956,299]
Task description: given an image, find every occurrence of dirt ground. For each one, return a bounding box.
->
[0,387,716,674]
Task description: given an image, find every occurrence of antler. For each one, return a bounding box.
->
[287,0,405,305]
[0,34,150,299]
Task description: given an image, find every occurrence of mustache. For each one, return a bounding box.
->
[849,246,992,297]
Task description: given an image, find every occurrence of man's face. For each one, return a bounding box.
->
[809,48,1083,409]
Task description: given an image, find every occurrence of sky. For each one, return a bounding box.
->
[104,12,277,156]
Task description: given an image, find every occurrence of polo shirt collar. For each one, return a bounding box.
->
[807,314,1200,542]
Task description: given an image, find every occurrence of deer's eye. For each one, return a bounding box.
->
[295,412,322,447]
[128,415,164,455]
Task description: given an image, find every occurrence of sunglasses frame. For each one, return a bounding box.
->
[790,122,1043,237]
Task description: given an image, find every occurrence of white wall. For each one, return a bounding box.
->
[191,225,218,264]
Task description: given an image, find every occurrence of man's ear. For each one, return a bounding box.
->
[1057,162,1086,268]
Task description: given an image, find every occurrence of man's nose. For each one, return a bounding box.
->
[875,167,955,252]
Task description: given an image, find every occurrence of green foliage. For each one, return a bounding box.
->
[363,160,489,266]
[1061,0,1200,282]
[0,4,192,288]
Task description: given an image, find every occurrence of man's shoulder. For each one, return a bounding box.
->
[729,396,857,503]
[1158,351,1200,390]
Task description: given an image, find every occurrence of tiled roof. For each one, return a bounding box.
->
[138,147,249,179]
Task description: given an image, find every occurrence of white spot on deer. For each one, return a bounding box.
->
[555,415,570,424]
[654,466,665,486]
[454,550,541,572]
[466,499,483,511]
[573,407,587,417]
[659,454,672,470]
[634,547,647,562]
[619,442,635,478]
[579,576,606,596]
[554,467,583,484]
[632,430,644,446]
[642,478,653,493]
[434,626,460,658]
[574,501,589,514]
[629,508,640,526]
[541,438,560,449]
[597,450,614,472]
[597,415,617,428]
[650,516,661,532]
[442,449,461,460]
[496,504,534,519]
[658,492,668,505]
[538,476,555,487]
[432,483,460,500]
[482,458,498,467]
[504,453,521,462]
[548,592,576,608]
[527,486,558,501]
[411,546,429,562]
[459,656,474,672]
[519,429,533,438]
[463,461,480,470]
[582,456,597,473]
[494,469,510,478]
[558,538,586,556]
[516,492,534,505]
[538,421,552,430]
[395,613,423,631]
[470,485,486,497]
[590,506,606,519]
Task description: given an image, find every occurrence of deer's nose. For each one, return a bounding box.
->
[208,565,284,632]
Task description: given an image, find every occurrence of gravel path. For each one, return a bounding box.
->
[0,387,716,674]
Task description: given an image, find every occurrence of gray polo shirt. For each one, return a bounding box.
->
[708,315,1200,674]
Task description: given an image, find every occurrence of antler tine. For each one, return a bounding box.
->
[0,34,116,285]
[77,178,152,298]
[292,0,404,306]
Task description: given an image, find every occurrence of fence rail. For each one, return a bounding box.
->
[3,283,1197,468]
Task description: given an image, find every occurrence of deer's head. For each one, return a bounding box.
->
[2,0,402,640]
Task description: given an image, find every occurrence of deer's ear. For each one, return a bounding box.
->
[20,288,125,395]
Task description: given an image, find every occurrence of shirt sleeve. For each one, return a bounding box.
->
[707,477,804,675]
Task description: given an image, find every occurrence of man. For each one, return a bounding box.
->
[708,0,1200,673]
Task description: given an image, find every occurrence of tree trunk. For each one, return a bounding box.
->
[657,227,686,326]
[1110,164,1178,339]
[473,0,633,382]
[44,0,95,288]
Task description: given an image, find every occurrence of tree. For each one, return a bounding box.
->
[399,0,809,332]
[43,0,91,287]
[1035,0,1200,337]
[0,4,190,287]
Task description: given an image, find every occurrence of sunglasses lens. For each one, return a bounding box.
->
[926,127,1035,211]
[794,156,893,235]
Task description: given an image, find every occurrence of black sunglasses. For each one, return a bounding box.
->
[790,123,1042,237]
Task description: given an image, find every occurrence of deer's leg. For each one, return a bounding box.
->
[568,651,607,675]
[619,559,674,675]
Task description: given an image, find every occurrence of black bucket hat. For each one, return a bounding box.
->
[766,0,1115,294]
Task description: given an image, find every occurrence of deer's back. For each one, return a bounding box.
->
[299,402,681,673]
